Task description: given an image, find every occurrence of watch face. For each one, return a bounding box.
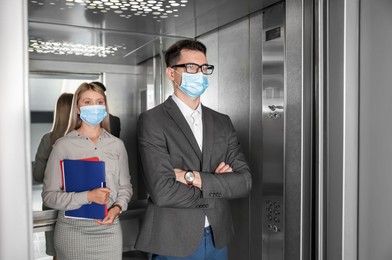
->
[185,171,195,181]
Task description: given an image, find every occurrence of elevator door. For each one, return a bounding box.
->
[261,2,285,260]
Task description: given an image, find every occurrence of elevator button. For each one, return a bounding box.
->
[267,224,273,230]
[273,226,279,232]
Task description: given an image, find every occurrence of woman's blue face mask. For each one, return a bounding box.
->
[174,71,209,99]
[80,105,107,126]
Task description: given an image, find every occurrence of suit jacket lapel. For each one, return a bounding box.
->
[165,97,202,161]
[201,105,214,172]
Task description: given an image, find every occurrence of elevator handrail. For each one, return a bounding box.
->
[33,199,148,233]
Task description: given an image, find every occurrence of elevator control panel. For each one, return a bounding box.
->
[265,199,282,233]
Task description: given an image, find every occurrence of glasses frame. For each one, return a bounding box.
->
[171,63,215,75]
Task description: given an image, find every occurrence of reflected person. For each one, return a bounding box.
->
[33,92,73,259]
[42,82,132,260]
[135,39,252,259]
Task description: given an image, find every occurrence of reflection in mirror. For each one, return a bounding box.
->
[30,73,101,212]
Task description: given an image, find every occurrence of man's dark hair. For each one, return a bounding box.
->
[164,39,207,68]
[91,81,106,92]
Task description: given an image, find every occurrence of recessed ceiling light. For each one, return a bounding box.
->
[30,0,187,20]
[29,39,125,58]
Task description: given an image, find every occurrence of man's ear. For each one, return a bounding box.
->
[166,67,175,81]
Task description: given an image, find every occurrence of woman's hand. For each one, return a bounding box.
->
[87,187,111,204]
[95,206,121,225]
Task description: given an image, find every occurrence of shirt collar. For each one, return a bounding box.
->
[172,94,202,117]
[68,128,112,138]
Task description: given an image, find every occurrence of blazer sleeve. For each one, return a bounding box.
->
[137,112,211,208]
[33,133,52,183]
[200,115,252,199]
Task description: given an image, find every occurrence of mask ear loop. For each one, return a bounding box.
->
[171,68,181,87]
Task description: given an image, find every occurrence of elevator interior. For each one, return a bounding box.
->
[9,0,392,259]
[26,0,308,259]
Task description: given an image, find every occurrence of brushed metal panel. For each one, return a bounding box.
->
[249,10,265,260]
[218,18,250,137]
[261,3,285,260]
[326,1,345,259]
[198,32,219,112]
[359,0,392,260]
[106,71,149,200]
[217,18,251,260]
[284,0,313,259]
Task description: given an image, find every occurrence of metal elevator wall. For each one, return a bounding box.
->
[198,2,287,258]
[261,3,285,259]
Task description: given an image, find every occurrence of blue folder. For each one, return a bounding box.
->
[61,159,107,220]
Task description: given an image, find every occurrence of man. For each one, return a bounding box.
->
[135,39,252,259]
[90,81,121,138]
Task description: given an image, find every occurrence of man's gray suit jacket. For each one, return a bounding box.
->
[135,96,252,257]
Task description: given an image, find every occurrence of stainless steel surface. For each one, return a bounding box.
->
[358,1,391,260]
[341,1,359,260]
[248,10,264,260]
[315,0,326,259]
[285,0,313,259]
[33,210,58,233]
[261,3,285,259]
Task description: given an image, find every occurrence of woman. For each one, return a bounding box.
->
[42,82,133,260]
[33,93,74,183]
[33,92,73,259]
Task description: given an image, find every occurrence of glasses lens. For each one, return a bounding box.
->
[185,64,199,74]
[202,65,214,75]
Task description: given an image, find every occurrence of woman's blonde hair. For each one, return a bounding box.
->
[50,93,74,144]
[66,82,110,133]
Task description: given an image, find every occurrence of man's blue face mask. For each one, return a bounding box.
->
[80,105,107,126]
[174,71,209,99]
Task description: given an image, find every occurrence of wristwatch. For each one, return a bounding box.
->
[184,171,195,186]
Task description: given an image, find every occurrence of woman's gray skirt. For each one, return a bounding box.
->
[54,211,122,260]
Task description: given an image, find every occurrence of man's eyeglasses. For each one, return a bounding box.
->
[171,63,214,75]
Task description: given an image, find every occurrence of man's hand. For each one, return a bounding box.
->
[173,162,232,190]
[215,162,233,174]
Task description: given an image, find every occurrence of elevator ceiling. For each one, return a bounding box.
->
[28,0,273,65]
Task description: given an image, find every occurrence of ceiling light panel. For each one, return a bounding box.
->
[30,0,187,20]
[29,39,126,57]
